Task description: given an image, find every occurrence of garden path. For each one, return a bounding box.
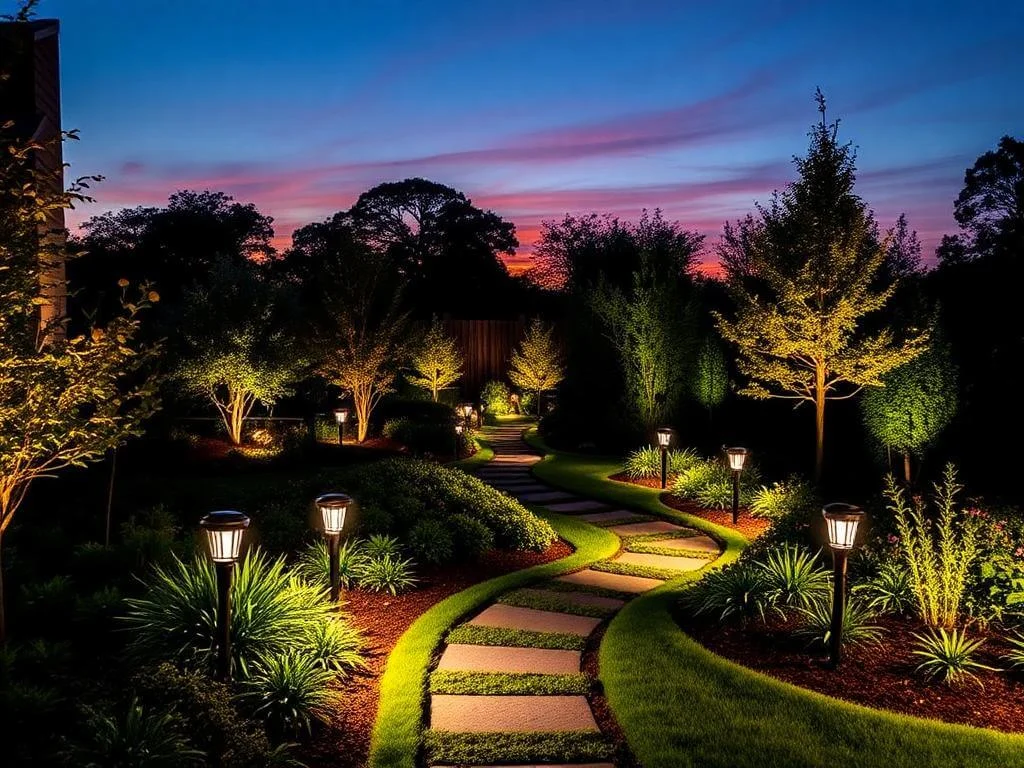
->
[427,424,722,767]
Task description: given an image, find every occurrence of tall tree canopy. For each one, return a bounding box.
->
[508,319,565,417]
[715,93,927,481]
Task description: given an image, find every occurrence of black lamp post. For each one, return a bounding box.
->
[454,422,464,458]
[822,502,865,668]
[333,408,349,445]
[655,427,674,489]
[724,447,749,524]
[478,402,486,428]
[199,510,250,681]
[316,493,351,603]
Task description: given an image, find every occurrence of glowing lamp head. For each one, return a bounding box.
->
[479,402,486,413]
[199,510,250,563]
[454,423,465,436]
[461,403,473,418]
[316,493,351,535]
[655,427,673,449]
[822,503,865,550]
[333,408,349,425]
[725,447,749,472]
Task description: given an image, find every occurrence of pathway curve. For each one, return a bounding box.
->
[428,424,722,767]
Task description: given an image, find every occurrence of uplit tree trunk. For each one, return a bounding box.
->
[105,447,118,547]
[815,363,826,483]
[212,383,254,445]
[904,452,913,484]
[352,382,377,442]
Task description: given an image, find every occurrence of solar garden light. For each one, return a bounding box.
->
[333,407,349,445]
[316,493,351,603]
[822,502,865,668]
[454,422,464,457]
[655,427,674,489]
[460,402,473,428]
[724,447,749,524]
[199,510,250,681]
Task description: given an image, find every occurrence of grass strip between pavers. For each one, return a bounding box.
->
[524,428,1024,768]
[541,578,635,601]
[498,587,617,618]
[368,508,619,768]
[626,541,717,559]
[429,669,591,696]
[591,559,700,581]
[424,729,612,766]
[621,529,700,542]
[445,624,586,650]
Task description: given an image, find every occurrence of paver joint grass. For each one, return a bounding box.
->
[423,730,612,766]
[498,587,618,618]
[429,669,591,696]
[445,624,586,650]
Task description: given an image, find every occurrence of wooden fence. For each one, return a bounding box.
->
[443,317,527,397]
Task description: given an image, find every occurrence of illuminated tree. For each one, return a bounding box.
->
[861,341,958,483]
[715,92,927,480]
[0,122,160,641]
[691,336,729,418]
[176,257,303,445]
[407,319,463,401]
[508,319,564,417]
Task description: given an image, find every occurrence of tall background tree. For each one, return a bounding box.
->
[690,336,729,424]
[508,319,565,417]
[407,319,463,402]
[715,93,927,481]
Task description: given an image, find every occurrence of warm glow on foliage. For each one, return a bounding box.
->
[508,318,564,416]
[407,319,463,401]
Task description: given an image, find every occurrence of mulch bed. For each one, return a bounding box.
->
[679,610,1024,733]
[583,622,640,768]
[299,539,574,768]
[609,473,772,539]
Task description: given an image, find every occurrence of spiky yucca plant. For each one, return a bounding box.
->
[755,544,830,612]
[295,538,368,589]
[795,597,884,649]
[684,563,770,623]
[912,627,995,686]
[243,651,338,738]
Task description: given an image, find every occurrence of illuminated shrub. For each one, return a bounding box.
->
[481,380,512,417]
[624,445,701,480]
[408,519,456,564]
[671,456,760,507]
[749,476,816,520]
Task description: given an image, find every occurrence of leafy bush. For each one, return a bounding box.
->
[623,445,701,480]
[363,533,402,560]
[256,501,312,554]
[358,554,418,595]
[70,697,204,767]
[795,597,884,649]
[382,417,456,455]
[120,506,184,571]
[854,561,915,616]
[305,616,366,674]
[448,514,495,560]
[295,538,368,589]
[672,459,719,497]
[755,544,830,611]
[408,518,456,564]
[889,466,980,627]
[912,628,994,686]
[19,575,76,637]
[750,476,816,520]
[243,651,338,738]
[683,562,770,622]
[672,456,760,508]
[964,511,1024,626]
[481,380,512,418]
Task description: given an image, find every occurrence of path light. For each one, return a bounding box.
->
[724,447,749,525]
[479,401,487,428]
[655,427,674,489]
[454,422,464,458]
[199,510,250,681]
[460,402,474,428]
[316,493,351,603]
[822,502,865,668]
[333,408,349,445]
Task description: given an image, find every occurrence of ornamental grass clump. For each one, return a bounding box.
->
[671,456,760,508]
[912,627,995,686]
[755,544,831,612]
[683,562,770,623]
[888,465,980,627]
[623,445,700,480]
[795,597,884,649]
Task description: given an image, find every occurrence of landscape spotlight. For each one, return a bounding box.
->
[199,510,250,681]
[316,493,351,603]
[333,408,349,445]
[655,427,674,489]
[724,447,749,524]
[822,502,866,668]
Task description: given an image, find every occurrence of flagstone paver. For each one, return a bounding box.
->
[468,604,602,636]
[615,551,709,572]
[544,499,609,513]
[431,694,599,732]
[517,491,577,503]
[639,534,720,554]
[576,510,648,524]
[606,520,683,537]
[556,568,666,594]
[437,644,582,674]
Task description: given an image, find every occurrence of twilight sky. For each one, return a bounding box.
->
[36,0,1024,273]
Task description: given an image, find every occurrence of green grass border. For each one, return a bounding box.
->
[444,624,586,650]
[429,669,591,695]
[525,428,1024,768]
[367,506,619,768]
[423,730,611,765]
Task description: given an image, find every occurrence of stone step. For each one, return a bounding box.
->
[544,499,608,513]
[492,484,549,493]
[517,491,577,503]
[430,694,598,732]
[467,604,602,636]
[556,569,664,594]
[576,510,648,525]
[606,520,684,537]
[638,534,720,554]
[614,551,709,572]
[434,764,614,768]
[437,644,581,674]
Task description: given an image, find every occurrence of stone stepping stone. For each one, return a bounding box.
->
[556,569,664,594]
[489,456,541,464]
[607,520,683,537]
[478,467,533,475]
[545,499,608,513]
[521,588,625,612]
[434,764,614,768]
[468,604,601,636]
[645,534,720,554]
[437,644,581,675]
[492,483,548,493]
[576,510,647,525]
[518,491,576,503]
[615,551,709,572]
[430,694,598,732]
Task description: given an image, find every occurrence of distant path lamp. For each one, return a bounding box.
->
[655,428,674,489]
[199,510,250,681]
[822,502,865,668]
[460,403,473,429]
[454,422,465,458]
[316,493,351,603]
[724,447,749,524]
[478,402,487,428]
[333,408,349,445]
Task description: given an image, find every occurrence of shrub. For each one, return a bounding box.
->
[70,697,204,767]
[243,652,338,739]
[74,585,125,639]
[755,544,830,611]
[912,628,995,686]
[795,597,884,649]
[358,554,418,595]
[382,418,455,455]
[854,561,916,616]
[672,459,719,497]
[408,518,456,565]
[672,456,760,509]
[19,575,76,637]
[889,466,980,627]
[750,476,816,520]
[683,562,770,622]
[295,538,368,589]
[1001,631,1024,670]
[120,506,183,571]
[304,617,366,674]
[624,445,701,480]
[448,514,495,560]
[481,380,512,418]
[363,533,402,560]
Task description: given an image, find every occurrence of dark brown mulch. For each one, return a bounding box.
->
[680,610,1024,733]
[609,472,772,539]
[583,622,640,768]
[299,539,574,768]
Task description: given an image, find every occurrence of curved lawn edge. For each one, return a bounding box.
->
[367,509,620,768]
[523,428,1024,768]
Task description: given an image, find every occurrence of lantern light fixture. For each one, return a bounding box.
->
[199,510,250,563]
[821,502,866,667]
[333,408,349,425]
[316,493,351,536]
[725,446,749,472]
[823,502,865,550]
[655,427,674,449]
